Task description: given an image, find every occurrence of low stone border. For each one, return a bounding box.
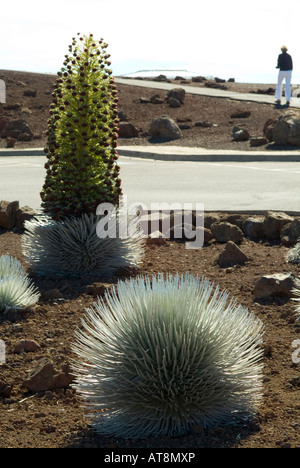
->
[2,201,300,303]
[0,200,37,230]
[1,200,299,249]
[206,211,300,246]
[140,209,300,247]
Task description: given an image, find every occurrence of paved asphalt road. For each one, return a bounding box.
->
[1,78,299,215]
[0,155,299,213]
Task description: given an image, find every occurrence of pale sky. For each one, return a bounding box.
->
[1,0,300,83]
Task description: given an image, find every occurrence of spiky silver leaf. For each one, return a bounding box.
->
[22,213,144,278]
[0,255,40,312]
[72,273,264,439]
[286,241,300,264]
[0,254,26,278]
[292,287,300,321]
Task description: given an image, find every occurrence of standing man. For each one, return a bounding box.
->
[275,46,293,106]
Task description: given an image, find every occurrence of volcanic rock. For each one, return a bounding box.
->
[253,273,300,299]
[149,115,182,140]
[0,119,33,140]
[23,89,37,97]
[272,111,300,146]
[264,119,277,142]
[168,97,181,108]
[5,137,17,148]
[0,200,19,229]
[14,340,41,354]
[24,358,74,393]
[192,76,207,83]
[149,94,162,104]
[166,88,186,104]
[218,241,249,268]
[263,211,294,239]
[211,222,244,243]
[242,216,265,239]
[232,126,250,141]
[118,121,139,138]
[250,137,268,147]
[0,201,36,229]
[153,74,168,82]
[280,218,300,246]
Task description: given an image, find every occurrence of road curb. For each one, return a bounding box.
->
[1,146,300,162]
[0,148,45,157]
[117,147,300,162]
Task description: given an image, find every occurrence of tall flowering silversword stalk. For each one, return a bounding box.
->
[41,33,121,220]
[22,34,144,277]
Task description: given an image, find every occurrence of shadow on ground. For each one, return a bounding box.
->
[63,418,261,449]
